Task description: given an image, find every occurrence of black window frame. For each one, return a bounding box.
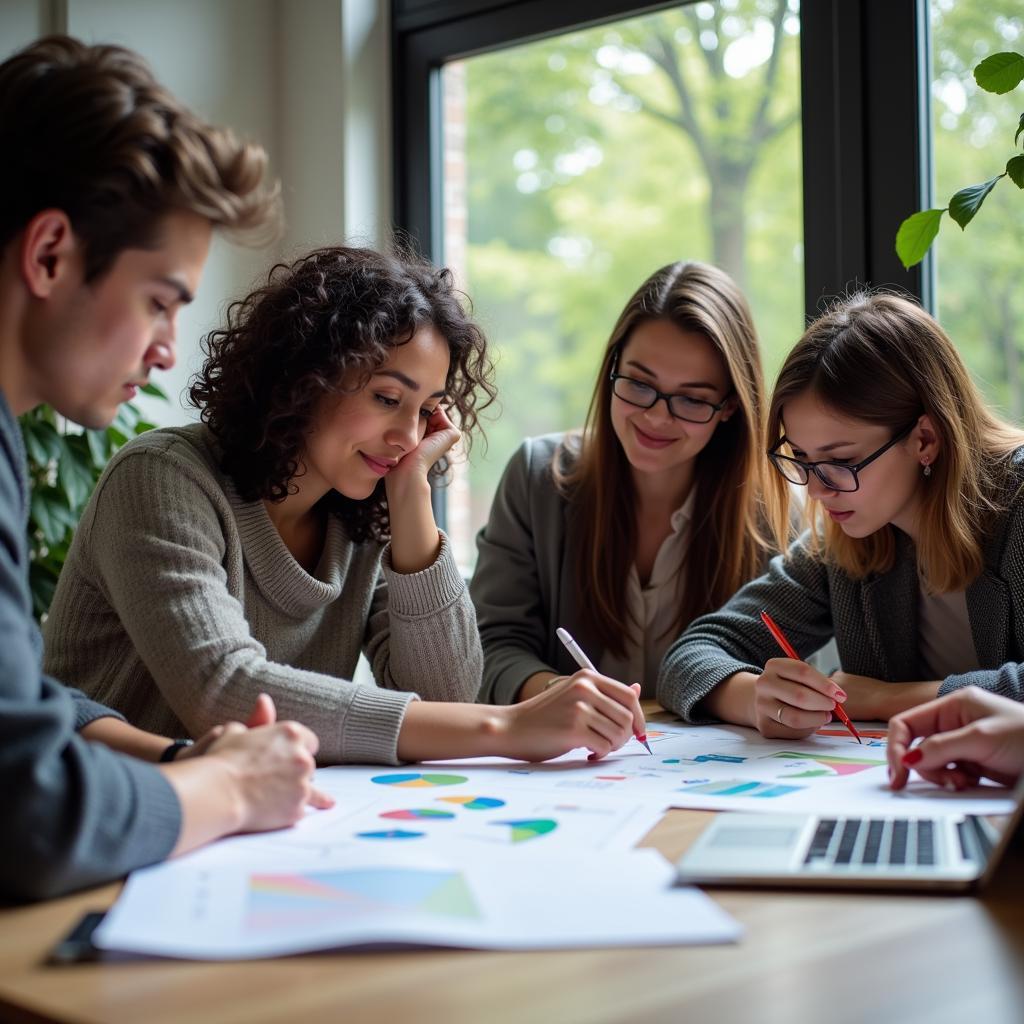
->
[392,0,932,524]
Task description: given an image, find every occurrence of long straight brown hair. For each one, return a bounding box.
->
[555,261,782,657]
[767,292,1024,591]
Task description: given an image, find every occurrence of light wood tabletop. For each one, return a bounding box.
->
[2,708,1023,1024]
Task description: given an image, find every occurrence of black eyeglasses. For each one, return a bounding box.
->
[609,356,730,425]
[768,423,915,492]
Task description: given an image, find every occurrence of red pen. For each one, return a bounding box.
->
[759,609,862,744]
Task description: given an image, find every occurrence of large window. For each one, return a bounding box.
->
[440,1,804,567]
[930,2,1024,416]
[395,0,927,567]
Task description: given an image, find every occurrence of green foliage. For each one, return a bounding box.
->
[974,50,1024,93]
[896,47,1023,269]
[19,387,164,618]
[895,209,945,266]
[927,5,1024,423]
[948,173,1004,228]
[1007,153,1024,188]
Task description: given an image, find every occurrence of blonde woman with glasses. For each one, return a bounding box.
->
[659,291,1024,738]
[471,261,783,704]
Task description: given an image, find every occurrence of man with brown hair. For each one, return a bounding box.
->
[0,36,331,902]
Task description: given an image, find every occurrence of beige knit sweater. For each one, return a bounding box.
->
[42,425,482,765]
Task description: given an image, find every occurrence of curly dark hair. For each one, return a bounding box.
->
[188,246,495,542]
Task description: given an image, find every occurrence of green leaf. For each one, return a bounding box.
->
[1017,113,1024,148]
[30,489,77,546]
[56,439,97,510]
[948,175,1004,229]
[895,209,945,269]
[85,429,110,465]
[20,418,63,465]
[1008,155,1024,189]
[113,403,141,434]
[28,561,58,619]
[974,52,1024,95]
[141,381,168,399]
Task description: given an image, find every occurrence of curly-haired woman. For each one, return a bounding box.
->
[43,246,647,765]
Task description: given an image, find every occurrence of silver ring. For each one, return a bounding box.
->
[776,705,785,724]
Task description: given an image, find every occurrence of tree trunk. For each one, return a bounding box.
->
[707,161,751,290]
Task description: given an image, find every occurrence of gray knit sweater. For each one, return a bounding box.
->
[43,424,482,765]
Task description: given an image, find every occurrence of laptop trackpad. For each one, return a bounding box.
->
[686,814,811,872]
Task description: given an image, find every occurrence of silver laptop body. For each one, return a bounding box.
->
[676,778,1024,892]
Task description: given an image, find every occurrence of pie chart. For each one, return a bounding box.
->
[490,818,558,843]
[437,796,506,811]
[370,773,468,788]
[379,808,456,821]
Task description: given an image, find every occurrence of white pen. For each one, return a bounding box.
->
[555,626,653,755]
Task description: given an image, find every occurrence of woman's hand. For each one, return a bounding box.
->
[385,407,460,573]
[498,670,647,762]
[386,406,460,494]
[888,687,1024,791]
[751,658,843,738]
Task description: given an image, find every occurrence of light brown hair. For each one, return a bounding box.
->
[768,291,1024,591]
[0,35,280,280]
[555,261,781,657]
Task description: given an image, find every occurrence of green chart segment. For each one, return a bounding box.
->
[769,751,886,777]
[490,819,558,843]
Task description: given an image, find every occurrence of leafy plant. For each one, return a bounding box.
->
[19,384,165,618]
[897,50,1024,269]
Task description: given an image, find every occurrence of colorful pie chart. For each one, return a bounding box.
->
[437,796,506,811]
[379,808,455,821]
[370,773,468,788]
[490,818,558,843]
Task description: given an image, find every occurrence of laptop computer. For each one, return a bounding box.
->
[675,777,1024,892]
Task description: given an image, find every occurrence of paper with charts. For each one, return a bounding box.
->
[173,782,667,871]
[93,847,741,959]
[403,720,1016,818]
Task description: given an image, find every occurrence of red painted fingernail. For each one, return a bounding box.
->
[902,748,923,766]
[834,689,847,701]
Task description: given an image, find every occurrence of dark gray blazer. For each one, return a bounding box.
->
[658,459,1024,722]
[471,435,600,703]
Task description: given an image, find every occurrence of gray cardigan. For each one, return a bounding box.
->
[0,392,180,902]
[659,461,1024,722]
[471,435,595,704]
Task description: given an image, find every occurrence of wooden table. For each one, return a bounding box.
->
[3,712,1024,1024]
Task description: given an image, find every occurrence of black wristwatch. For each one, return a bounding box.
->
[158,739,194,763]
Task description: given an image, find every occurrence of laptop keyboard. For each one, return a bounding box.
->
[803,818,939,868]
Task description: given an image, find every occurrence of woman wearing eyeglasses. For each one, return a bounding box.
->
[658,291,1024,738]
[471,261,783,703]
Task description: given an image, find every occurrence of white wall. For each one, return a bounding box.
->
[1,0,391,425]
